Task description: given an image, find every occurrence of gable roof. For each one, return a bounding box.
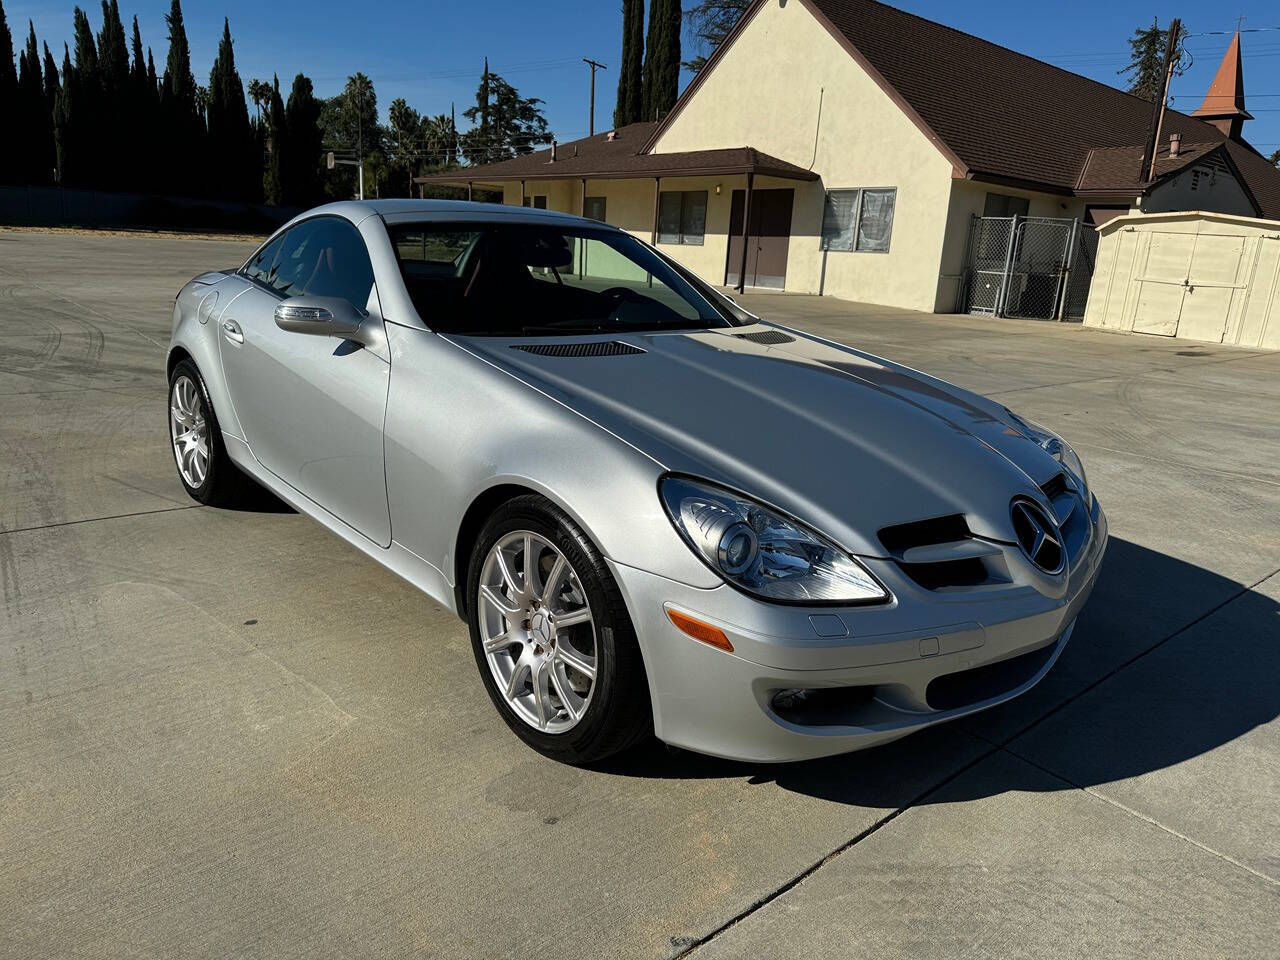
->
[648,0,1280,217]
[418,121,819,185]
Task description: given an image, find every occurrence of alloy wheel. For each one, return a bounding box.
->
[169,374,210,488]
[478,531,598,733]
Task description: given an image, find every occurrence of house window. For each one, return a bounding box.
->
[982,192,1029,217]
[820,188,897,253]
[584,196,607,222]
[657,190,707,245]
[522,195,547,209]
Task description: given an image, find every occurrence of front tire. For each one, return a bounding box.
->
[466,495,651,763]
[168,358,252,507]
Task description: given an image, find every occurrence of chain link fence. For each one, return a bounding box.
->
[960,215,1095,321]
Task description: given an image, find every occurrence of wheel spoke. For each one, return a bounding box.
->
[550,666,579,721]
[555,607,592,630]
[556,643,596,681]
[494,549,521,597]
[539,553,566,603]
[530,657,551,727]
[483,629,519,654]
[505,652,531,700]
[522,534,535,591]
[480,584,521,619]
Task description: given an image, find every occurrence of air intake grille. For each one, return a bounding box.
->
[878,514,1008,592]
[734,330,796,345]
[511,341,645,357]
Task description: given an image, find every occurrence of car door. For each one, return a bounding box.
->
[218,216,392,546]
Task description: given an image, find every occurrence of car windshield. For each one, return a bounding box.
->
[387,221,738,336]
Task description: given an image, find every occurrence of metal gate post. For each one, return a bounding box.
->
[996,215,1020,318]
[1056,218,1079,321]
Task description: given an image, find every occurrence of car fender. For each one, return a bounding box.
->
[382,323,722,600]
[168,275,248,442]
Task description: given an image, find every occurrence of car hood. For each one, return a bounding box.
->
[449,324,1067,558]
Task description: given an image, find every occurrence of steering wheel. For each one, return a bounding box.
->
[600,286,644,303]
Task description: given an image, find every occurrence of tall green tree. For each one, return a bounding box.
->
[262,73,285,205]
[97,1,129,188]
[0,1,17,183]
[614,0,643,128]
[127,16,157,191]
[683,0,750,74]
[206,19,256,201]
[283,73,322,206]
[18,20,54,184]
[388,96,422,195]
[460,67,551,164]
[55,9,102,188]
[641,0,681,121]
[160,0,200,193]
[1119,18,1185,103]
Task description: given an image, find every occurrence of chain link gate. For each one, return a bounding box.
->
[960,215,1095,320]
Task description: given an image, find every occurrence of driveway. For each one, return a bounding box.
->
[2,232,1277,959]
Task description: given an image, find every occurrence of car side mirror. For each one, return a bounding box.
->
[274,295,367,340]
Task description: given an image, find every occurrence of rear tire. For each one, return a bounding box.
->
[466,495,651,764]
[168,358,253,507]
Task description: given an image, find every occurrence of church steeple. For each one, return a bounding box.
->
[1192,32,1253,140]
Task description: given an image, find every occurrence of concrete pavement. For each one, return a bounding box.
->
[1,233,1277,958]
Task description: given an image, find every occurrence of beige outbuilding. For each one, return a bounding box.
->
[1084,211,1280,349]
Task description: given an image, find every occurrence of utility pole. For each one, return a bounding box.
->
[1141,18,1182,184]
[583,58,607,136]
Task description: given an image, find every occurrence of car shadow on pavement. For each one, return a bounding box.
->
[603,537,1280,807]
[218,484,295,514]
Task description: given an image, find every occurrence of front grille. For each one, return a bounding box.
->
[733,330,796,345]
[926,642,1057,711]
[879,514,1009,592]
[511,341,645,357]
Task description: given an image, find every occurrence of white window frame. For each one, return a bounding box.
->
[820,187,896,254]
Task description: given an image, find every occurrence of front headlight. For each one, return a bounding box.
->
[659,476,889,604]
[1007,413,1088,500]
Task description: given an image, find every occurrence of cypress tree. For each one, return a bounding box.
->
[42,41,59,111]
[97,1,128,188]
[207,18,255,201]
[161,0,199,195]
[284,73,322,206]
[53,43,73,185]
[614,0,643,128]
[0,0,18,183]
[262,74,285,205]
[18,21,53,184]
[642,0,680,121]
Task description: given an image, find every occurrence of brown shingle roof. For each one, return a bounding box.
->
[800,0,1280,216]
[418,121,819,184]
[1075,142,1221,194]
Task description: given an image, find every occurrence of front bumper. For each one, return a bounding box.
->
[609,499,1108,762]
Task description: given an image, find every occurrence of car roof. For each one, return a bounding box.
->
[303,199,617,231]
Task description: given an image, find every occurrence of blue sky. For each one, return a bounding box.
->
[10,0,1280,155]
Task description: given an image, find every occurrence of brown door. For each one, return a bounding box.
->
[726,188,794,289]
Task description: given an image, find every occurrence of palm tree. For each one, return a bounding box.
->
[247,77,270,123]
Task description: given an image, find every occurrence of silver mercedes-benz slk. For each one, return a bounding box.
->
[167,200,1106,764]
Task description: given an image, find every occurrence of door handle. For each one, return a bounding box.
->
[222,319,244,344]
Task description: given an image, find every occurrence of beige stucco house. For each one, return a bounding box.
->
[421,0,1280,313]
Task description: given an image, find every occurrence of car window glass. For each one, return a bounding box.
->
[242,234,283,284]
[387,222,731,335]
[270,217,375,307]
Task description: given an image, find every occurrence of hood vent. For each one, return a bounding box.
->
[511,341,645,357]
[734,330,796,345]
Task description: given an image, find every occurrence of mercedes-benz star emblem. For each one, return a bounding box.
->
[1011,499,1065,574]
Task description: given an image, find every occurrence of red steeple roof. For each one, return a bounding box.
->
[1192,32,1252,133]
